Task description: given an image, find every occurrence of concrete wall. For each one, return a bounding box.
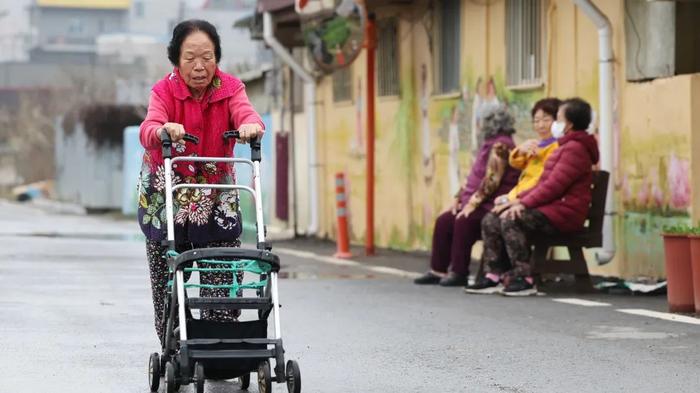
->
[55,121,123,210]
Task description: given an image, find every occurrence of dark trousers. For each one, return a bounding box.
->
[430,207,488,276]
[481,210,557,277]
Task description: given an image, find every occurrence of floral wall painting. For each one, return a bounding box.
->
[420,63,435,185]
[621,152,691,215]
[667,154,691,210]
[350,77,365,157]
[420,63,435,232]
[448,103,461,195]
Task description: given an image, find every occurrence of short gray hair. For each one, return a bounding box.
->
[481,106,516,139]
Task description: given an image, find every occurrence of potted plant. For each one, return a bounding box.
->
[688,226,700,314]
[662,225,695,313]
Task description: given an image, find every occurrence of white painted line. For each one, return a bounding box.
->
[552,298,612,307]
[367,265,422,279]
[317,255,361,267]
[275,247,421,279]
[274,248,317,259]
[617,309,700,325]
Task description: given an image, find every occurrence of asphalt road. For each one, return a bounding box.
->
[1,201,699,393]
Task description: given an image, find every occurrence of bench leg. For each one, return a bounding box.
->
[568,247,593,293]
[531,244,548,286]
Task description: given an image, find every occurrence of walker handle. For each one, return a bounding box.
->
[160,129,199,158]
[223,130,261,162]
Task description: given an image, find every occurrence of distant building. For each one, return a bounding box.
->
[0,0,34,63]
[127,0,179,39]
[29,0,130,64]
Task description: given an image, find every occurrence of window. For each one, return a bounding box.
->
[624,0,700,81]
[435,0,461,94]
[333,66,352,103]
[68,18,84,34]
[506,0,543,87]
[377,18,400,96]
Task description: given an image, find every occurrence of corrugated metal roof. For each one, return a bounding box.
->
[37,0,130,10]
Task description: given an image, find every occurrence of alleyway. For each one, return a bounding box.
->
[0,201,698,393]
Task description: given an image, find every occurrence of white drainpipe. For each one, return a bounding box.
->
[263,12,319,235]
[572,0,615,264]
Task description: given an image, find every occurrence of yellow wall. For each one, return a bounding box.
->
[309,0,698,278]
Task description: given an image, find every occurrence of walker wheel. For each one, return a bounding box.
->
[238,373,250,389]
[148,352,160,392]
[286,360,301,393]
[194,362,205,393]
[257,361,272,393]
[164,361,177,393]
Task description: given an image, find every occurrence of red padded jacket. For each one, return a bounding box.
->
[519,130,600,233]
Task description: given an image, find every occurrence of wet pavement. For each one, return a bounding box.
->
[1,200,699,393]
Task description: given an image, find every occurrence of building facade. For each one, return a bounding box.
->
[29,0,131,64]
[254,0,700,279]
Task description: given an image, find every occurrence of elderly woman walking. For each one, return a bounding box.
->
[137,20,264,345]
[414,107,520,287]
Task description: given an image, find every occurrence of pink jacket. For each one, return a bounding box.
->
[140,68,264,163]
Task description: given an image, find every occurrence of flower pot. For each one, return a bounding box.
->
[689,235,700,314]
[662,234,694,313]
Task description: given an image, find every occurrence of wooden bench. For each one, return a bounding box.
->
[531,170,609,291]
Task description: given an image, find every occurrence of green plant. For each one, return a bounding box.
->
[662,224,693,235]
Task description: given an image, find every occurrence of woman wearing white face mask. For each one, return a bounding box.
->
[466,98,599,296]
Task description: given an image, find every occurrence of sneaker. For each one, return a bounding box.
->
[439,272,468,287]
[464,275,503,294]
[501,276,538,296]
[414,271,443,285]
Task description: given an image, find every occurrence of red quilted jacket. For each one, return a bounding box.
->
[519,130,600,233]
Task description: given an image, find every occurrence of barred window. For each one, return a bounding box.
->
[435,0,461,94]
[333,66,352,103]
[506,0,543,87]
[377,18,400,96]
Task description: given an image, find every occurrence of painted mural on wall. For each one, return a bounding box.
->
[350,78,365,157]
[620,152,691,215]
[617,83,692,278]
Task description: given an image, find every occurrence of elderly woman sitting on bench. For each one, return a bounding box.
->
[414,107,520,287]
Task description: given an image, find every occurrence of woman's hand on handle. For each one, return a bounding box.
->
[238,123,263,144]
[162,122,186,143]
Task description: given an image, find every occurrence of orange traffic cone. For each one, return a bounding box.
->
[333,173,352,259]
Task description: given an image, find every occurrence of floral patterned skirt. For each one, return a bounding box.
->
[137,160,243,244]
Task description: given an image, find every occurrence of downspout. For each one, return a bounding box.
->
[263,12,319,235]
[571,0,615,264]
